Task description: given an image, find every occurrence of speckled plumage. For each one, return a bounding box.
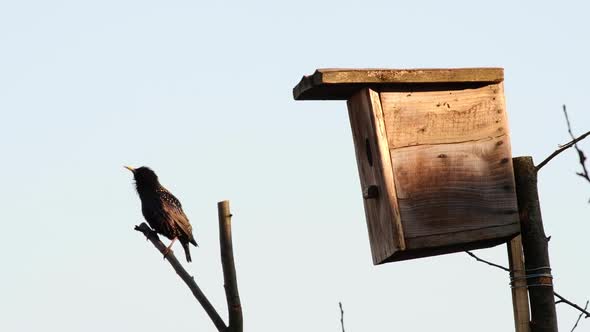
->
[127,166,198,262]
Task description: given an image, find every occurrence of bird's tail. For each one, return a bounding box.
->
[190,237,198,247]
[183,242,192,263]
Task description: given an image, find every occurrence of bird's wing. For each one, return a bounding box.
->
[142,204,174,235]
[160,190,195,240]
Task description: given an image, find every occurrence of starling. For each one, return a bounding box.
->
[125,166,198,262]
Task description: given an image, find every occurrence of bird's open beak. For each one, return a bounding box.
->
[124,165,135,173]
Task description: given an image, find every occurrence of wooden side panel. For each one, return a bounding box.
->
[347,88,403,264]
[380,83,507,148]
[370,89,405,251]
[391,135,520,248]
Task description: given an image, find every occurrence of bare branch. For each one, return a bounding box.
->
[555,292,590,319]
[465,251,510,272]
[562,105,590,182]
[570,300,589,332]
[134,223,227,332]
[536,105,590,173]
[218,200,243,332]
[536,131,590,171]
[339,302,345,332]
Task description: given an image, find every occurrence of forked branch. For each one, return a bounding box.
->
[134,200,243,332]
[134,223,227,331]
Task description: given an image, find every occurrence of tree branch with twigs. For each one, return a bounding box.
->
[560,105,590,183]
[536,105,590,201]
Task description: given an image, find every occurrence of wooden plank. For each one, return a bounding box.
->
[403,225,518,253]
[346,88,402,264]
[507,235,531,332]
[368,89,405,251]
[380,83,507,148]
[382,234,514,262]
[390,136,520,242]
[293,68,504,100]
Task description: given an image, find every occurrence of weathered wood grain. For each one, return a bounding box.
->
[380,83,507,148]
[403,225,518,254]
[368,89,406,251]
[390,136,520,242]
[347,88,403,264]
[293,68,504,100]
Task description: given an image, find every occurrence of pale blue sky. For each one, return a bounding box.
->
[1,1,589,331]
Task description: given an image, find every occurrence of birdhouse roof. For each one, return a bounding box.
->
[293,68,504,100]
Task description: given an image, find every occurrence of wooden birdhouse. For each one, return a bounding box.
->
[293,68,520,264]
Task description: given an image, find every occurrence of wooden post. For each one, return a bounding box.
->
[513,157,558,332]
[507,235,531,332]
[218,200,243,332]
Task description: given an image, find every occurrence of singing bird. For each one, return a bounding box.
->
[125,166,198,262]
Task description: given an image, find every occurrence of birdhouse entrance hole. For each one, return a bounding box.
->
[365,138,373,166]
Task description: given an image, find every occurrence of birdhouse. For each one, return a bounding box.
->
[293,68,520,264]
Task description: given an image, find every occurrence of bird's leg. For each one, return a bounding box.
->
[162,237,177,259]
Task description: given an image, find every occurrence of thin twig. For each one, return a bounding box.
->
[465,251,510,271]
[339,302,345,332]
[562,105,590,182]
[466,251,590,320]
[134,223,227,332]
[536,130,590,171]
[218,201,243,332]
[555,292,590,318]
[536,105,590,172]
[570,300,589,332]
